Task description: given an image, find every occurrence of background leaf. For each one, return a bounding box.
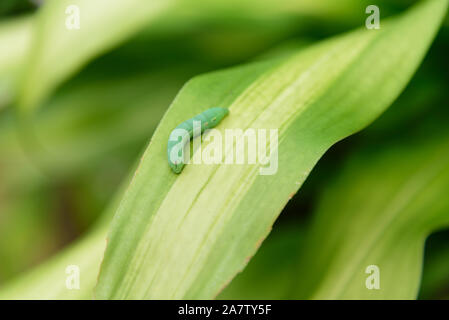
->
[18,0,175,112]
[14,0,394,112]
[1,0,448,301]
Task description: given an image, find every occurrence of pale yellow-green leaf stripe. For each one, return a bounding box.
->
[95,0,448,299]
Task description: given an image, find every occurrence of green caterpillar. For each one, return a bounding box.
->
[167,107,229,174]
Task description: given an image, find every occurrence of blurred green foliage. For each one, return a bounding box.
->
[0,0,448,299]
[0,0,36,18]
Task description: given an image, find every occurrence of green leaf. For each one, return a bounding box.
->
[18,0,175,112]
[420,233,449,299]
[0,225,108,299]
[0,167,133,299]
[95,0,448,299]
[294,133,449,299]
[0,16,32,109]
[15,0,377,113]
[219,131,449,300]
[218,223,305,299]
